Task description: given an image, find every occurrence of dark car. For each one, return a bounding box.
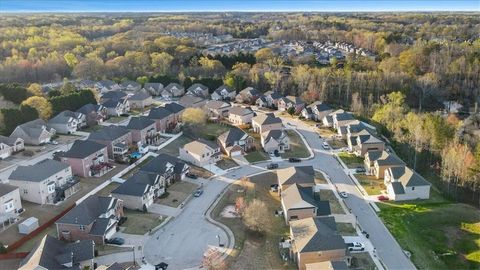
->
[155,262,169,270]
[289,157,301,163]
[355,167,366,173]
[193,189,203,197]
[186,172,198,179]
[106,237,125,245]
[267,163,279,169]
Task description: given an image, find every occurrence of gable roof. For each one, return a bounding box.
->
[49,111,84,125]
[112,171,159,197]
[101,99,122,108]
[140,153,187,175]
[164,83,184,92]
[373,151,405,166]
[178,95,205,106]
[144,82,163,91]
[129,90,151,101]
[229,106,254,116]
[282,184,331,215]
[57,195,117,225]
[9,159,70,182]
[356,130,383,144]
[148,107,173,120]
[308,101,332,112]
[206,100,231,110]
[389,166,431,187]
[277,166,315,187]
[214,85,235,94]
[164,102,185,114]
[334,112,355,122]
[0,135,22,146]
[63,140,106,159]
[11,119,51,139]
[253,113,282,125]
[0,183,18,197]
[126,116,155,130]
[102,91,127,101]
[262,129,286,143]
[290,216,345,253]
[218,127,249,146]
[77,103,103,115]
[88,125,130,141]
[182,139,219,156]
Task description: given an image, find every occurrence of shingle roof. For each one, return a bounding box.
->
[63,140,106,159]
[165,103,185,114]
[148,107,173,120]
[9,159,70,182]
[252,113,282,125]
[277,166,315,187]
[390,166,431,187]
[290,216,345,252]
[129,90,151,101]
[126,116,155,130]
[144,82,163,91]
[391,181,405,194]
[164,83,184,92]
[178,95,205,106]
[218,127,249,146]
[112,171,158,197]
[57,195,116,225]
[335,112,355,122]
[229,106,254,116]
[0,135,21,146]
[101,99,122,108]
[88,125,130,141]
[309,101,331,112]
[0,183,18,197]
[282,184,331,216]
[140,153,187,175]
[214,85,235,94]
[102,91,127,100]
[262,129,286,142]
[374,151,405,166]
[48,110,84,125]
[12,119,51,139]
[77,103,103,115]
[182,139,219,156]
[206,100,230,110]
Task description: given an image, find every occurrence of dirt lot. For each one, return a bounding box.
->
[156,181,199,208]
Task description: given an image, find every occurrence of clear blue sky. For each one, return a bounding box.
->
[1,0,479,12]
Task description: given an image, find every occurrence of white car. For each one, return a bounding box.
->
[322,142,330,149]
[347,242,365,252]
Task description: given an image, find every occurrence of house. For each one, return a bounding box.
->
[120,80,141,92]
[212,85,236,101]
[205,100,231,120]
[101,90,127,102]
[364,150,405,179]
[18,235,95,270]
[140,153,189,184]
[0,135,24,159]
[261,129,290,155]
[144,82,164,96]
[162,83,185,98]
[126,116,158,145]
[87,125,133,160]
[302,101,332,121]
[228,106,255,126]
[10,119,55,145]
[95,80,120,93]
[77,103,107,126]
[48,110,86,134]
[255,96,268,108]
[384,166,431,201]
[8,159,79,205]
[281,183,330,224]
[347,129,384,157]
[217,127,255,156]
[289,217,346,270]
[264,90,283,108]
[186,83,209,98]
[60,140,110,177]
[278,96,306,114]
[344,121,374,139]
[252,113,283,133]
[128,90,153,109]
[164,102,185,122]
[277,166,315,192]
[111,171,163,211]
[76,79,96,89]
[178,95,206,108]
[180,139,221,167]
[148,107,175,133]
[0,183,22,218]
[235,87,261,104]
[56,195,124,244]
[101,97,130,117]
[332,110,356,130]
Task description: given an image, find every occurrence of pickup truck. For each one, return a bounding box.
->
[346,242,365,252]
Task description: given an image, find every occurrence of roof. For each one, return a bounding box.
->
[120,80,140,88]
[239,87,260,96]
[218,127,249,146]
[252,113,282,125]
[214,85,234,94]
[305,261,348,270]
[140,153,187,175]
[164,83,184,92]
[126,116,155,130]
[335,112,355,122]
[229,106,254,116]
[390,166,431,187]
[206,100,230,110]
[0,183,18,197]
[178,95,205,105]
[277,166,315,187]
[102,91,127,100]
[182,139,219,156]
[262,129,286,143]
[165,103,185,114]
[101,99,122,108]
[9,159,70,182]
[77,103,103,114]
[266,91,283,100]
[57,195,117,226]
[48,111,84,125]
[187,83,208,92]
[112,171,158,197]
[63,140,106,159]
[290,217,345,253]
[88,125,130,141]
[374,151,405,166]
[144,82,163,91]
[309,101,332,112]
[390,182,405,194]
[0,135,22,146]
[148,107,173,120]
[11,119,51,139]
[284,96,304,105]
[356,130,383,144]
[19,235,94,270]
[129,90,151,101]
[282,184,331,215]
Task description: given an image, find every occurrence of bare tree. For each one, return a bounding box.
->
[202,248,227,270]
[243,199,270,233]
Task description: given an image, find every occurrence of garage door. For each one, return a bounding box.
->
[231,150,242,156]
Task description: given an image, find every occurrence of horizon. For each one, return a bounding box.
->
[1,0,479,13]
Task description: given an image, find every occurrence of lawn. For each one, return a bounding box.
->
[14,225,57,253]
[158,135,193,156]
[338,152,364,168]
[216,157,239,170]
[96,245,131,256]
[351,252,377,270]
[184,122,232,141]
[83,125,103,132]
[319,189,345,214]
[355,174,385,195]
[314,170,328,184]
[212,172,296,270]
[120,156,154,179]
[122,209,165,235]
[378,196,480,270]
[156,181,199,207]
[327,138,348,149]
[96,182,121,197]
[317,127,337,138]
[281,130,310,158]
[336,222,357,236]
[244,150,270,163]
[105,116,128,123]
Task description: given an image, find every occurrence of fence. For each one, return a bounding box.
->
[0,252,29,260]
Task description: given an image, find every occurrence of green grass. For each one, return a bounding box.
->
[122,209,165,235]
[244,150,270,163]
[336,222,357,236]
[106,116,128,123]
[281,130,310,158]
[355,174,385,195]
[156,181,199,207]
[96,182,121,197]
[96,245,131,256]
[83,125,103,132]
[184,122,231,141]
[120,156,154,179]
[14,225,57,253]
[378,195,480,270]
[158,135,193,156]
[319,189,345,214]
[338,152,364,168]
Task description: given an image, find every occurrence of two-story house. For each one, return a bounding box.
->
[235,87,261,104]
[179,139,222,167]
[178,95,206,108]
[211,85,236,101]
[147,107,175,133]
[278,96,306,114]
[56,195,124,244]
[140,153,189,184]
[60,140,111,177]
[186,83,209,99]
[120,80,141,92]
[111,171,163,211]
[263,91,283,108]
[301,101,332,121]
[48,110,86,134]
[128,90,153,109]
[10,119,55,145]
[0,183,23,219]
[228,106,255,126]
[101,97,130,117]
[205,100,231,120]
[384,166,431,201]
[164,102,185,123]
[126,116,158,145]
[252,113,283,133]
[281,183,331,224]
[0,135,24,159]
[277,166,315,193]
[87,125,133,161]
[162,83,185,98]
[261,129,290,155]
[8,159,79,205]
[77,103,107,127]
[143,82,164,96]
[217,127,254,157]
[364,150,405,179]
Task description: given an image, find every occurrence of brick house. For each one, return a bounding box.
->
[60,140,110,177]
[126,116,159,145]
[87,125,133,161]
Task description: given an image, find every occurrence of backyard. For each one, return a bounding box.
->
[355,174,385,195]
[317,127,337,138]
[212,172,296,270]
[156,181,199,208]
[158,135,193,156]
[281,130,310,158]
[378,194,480,270]
[338,152,364,168]
[121,209,165,235]
[184,122,232,141]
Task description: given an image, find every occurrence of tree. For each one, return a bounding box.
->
[202,248,227,270]
[255,48,274,63]
[235,197,246,215]
[21,96,52,120]
[150,52,174,75]
[63,52,78,68]
[136,76,148,86]
[350,92,364,116]
[287,107,295,116]
[242,199,270,233]
[60,78,77,95]
[182,108,207,125]
[27,83,43,96]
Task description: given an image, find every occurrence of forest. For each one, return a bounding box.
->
[0,12,479,206]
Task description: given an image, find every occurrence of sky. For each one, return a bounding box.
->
[0,0,479,13]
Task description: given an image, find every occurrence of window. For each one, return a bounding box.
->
[412,187,415,191]
[47,183,56,194]
[23,189,28,194]
[79,225,85,231]
[4,200,14,212]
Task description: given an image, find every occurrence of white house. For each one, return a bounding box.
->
[179,140,221,167]
[384,166,431,201]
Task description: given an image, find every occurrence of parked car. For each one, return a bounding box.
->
[355,167,366,173]
[289,157,301,163]
[186,172,198,179]
[346,242,365,252]
[339,191,348,198]
[267,163,279,169]
[193,189,203,197]
[377,195,389,201]
[155,262,169,270]
[50,140,59,145]
[106,237,125,245]
[322,142,330,149]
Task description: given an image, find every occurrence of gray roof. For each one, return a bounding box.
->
[239,87,260,96]
[290,216,345,252]
[309,101,331,112]
[277,166,315,187]
[144,82,163,91]
[165,102,185,114]
[390,166,431,187]
[129,90,151,101]
[282,184,331,215]
[0,135,21,146]
[335,112,355,122]
[20,235,94,270]
[112,171,159,197]
[229,106,254,116]
[11,119,51,139]
[218,127,249,146]
[262,129,285,142]
[101,99,122,108]
[9,159,70,182]
[253,113,281,125]
[140,153,187,175]
[77,103,103,115]
[266,91,283,100]
[164,83,184,92]
[374,151,405,166]
[206,100,230,110]
[178,95,205,106]
[120,80,140,88]
[102,90,127,100]
[187,83,208,92]
[88,125,130,141]
[63,140,106,159]
[49,110,84,125]
[148,107,173,120]
[391,182,405,194]
[0,183,18,197]
[57,195,117,226]
[214,85,235,94]
[126,116,155,130]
